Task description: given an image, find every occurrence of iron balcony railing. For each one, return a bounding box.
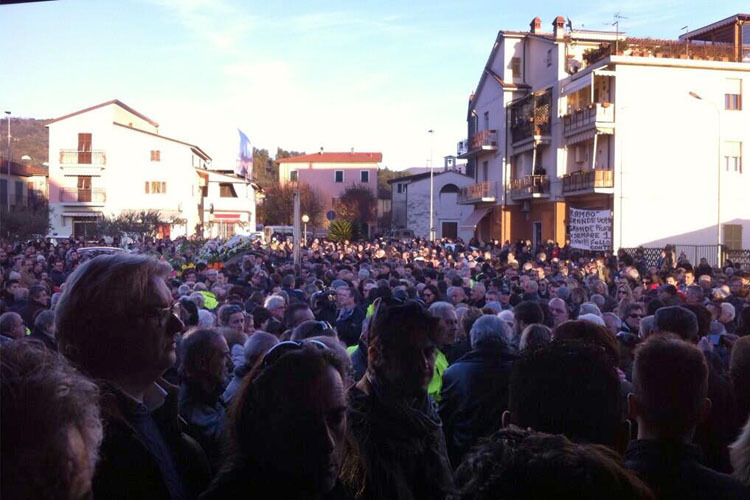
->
[562,103,615,136]
[458,181,497,204]
[58,187,107,203]
[59,150,107,165]
[510,175,550,199]
[562,169,614,193]
[457,130,498,157]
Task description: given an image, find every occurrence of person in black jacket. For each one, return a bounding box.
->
[335,285,365,347]
[439,314,517,466]
[56,254,210,500]
[625,335,748,499]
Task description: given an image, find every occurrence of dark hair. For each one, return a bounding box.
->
[55,254,171,379]
[291,320,337,341]
[513,301,544,328]
[509,340,622,447]
[29,285,47,300]
[251,307,272,329]
[681,304,711,337]
[453,427,653,500]
[632,335,708,437]
[179,328,223,379]
[1,341,103,499]
[654,306,699,342]
[553,320,620,367]
[179,297,199,326]
[219,304,244,326]
[646,299,664,316]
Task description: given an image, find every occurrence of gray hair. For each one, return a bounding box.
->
[0,312,21,335]
[428,301,455,320]
[579,302,602,317]
[640,315,656,338]
[189,292,205,309]
[264,295,286,311]
[177,284,192,296]
[469,315,510,349]
[590,294,606,310]
[242,331,279,370]
[198,309,216,327]
[483,301,502,314]
[33,310,55,333]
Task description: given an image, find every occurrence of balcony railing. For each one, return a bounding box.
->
[510,90,552,144]
[58,187,107,203]
[562,169,614,193]
[457,130,498,158]
[510,175,550,199]
[562,103,615,136]
[458,181,497,204]
[59,150,107,165]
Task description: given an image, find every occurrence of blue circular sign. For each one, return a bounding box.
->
[326,210,336,221]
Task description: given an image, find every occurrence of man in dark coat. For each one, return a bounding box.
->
[56,254,210,500]
[439,315,517,466]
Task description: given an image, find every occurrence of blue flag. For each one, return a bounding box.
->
[236,129,252,179]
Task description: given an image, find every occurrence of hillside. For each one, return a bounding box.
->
[0,117,49,167]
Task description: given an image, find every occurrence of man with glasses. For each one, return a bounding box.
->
[56,254,210,500]
[622,303,645,336]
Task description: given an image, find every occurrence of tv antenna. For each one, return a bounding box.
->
[681,25,690,57]
[612,13,628,53]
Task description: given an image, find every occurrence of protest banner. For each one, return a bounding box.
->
[569,208,613,251]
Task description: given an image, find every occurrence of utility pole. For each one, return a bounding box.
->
[293,185,301,268]
[4,111,10,213]
[428,129,435,241]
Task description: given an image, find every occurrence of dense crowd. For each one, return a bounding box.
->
[1,235,750,499]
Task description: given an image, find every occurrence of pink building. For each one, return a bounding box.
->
[277,151,381,218]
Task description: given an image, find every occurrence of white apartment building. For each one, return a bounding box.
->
[459,14,750,258]
[47,100,257,239]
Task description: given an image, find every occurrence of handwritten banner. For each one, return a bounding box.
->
[569,208,613,251]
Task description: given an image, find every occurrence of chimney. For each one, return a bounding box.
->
[529,17,542,34]
[553,16,565,40]
[319,147,324,154]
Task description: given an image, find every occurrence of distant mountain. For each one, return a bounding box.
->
[0,118,49,167]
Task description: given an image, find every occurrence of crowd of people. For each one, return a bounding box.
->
[1,234,750,499]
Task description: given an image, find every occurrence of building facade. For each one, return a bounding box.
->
[0,160,47,213]
[459,14,750,254]
[46,100,257,239]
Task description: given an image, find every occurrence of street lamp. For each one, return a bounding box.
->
[428,129,435,241]
[302,214,309,245]
[4,111,10,213]
[688,91,722,266]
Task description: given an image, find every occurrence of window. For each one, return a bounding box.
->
[78,133,92,164]
[723,141,742,173]
[397,183,403,194]
[483,111,489,130]
[150,150,161,161]
[290,170,298,182]
[724,79,742,110]
[724,224,743,250]
[219,183,238,197]
[546,49,552,67]
[482,161,488,181]
[0,179,6,205]
[360,170,369,183]
[334,170,344,183]
[145,181,167,194]
[510,57,521,80]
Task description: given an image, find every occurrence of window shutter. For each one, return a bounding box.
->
[145,181,150,193]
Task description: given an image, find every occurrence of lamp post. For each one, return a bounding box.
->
[428,129,435,241]
[4,111,10,213]
[688,91,721,266]
[302,214,309,245]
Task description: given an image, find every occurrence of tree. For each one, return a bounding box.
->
[93,209,178,240]
[338,184,376,224]
[327,220,352,242]
[0,206,50,241]
[257,183,323,227]
[377,166,408,198]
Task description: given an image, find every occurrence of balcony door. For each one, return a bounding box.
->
[78,133,92,164]
[77,176,92,202]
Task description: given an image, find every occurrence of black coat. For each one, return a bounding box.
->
[625,439,749,500]
[93,380,211,500]
[438,343,517,467]
[336,306,366,347]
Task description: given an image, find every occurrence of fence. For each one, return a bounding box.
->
[619,245,750,270]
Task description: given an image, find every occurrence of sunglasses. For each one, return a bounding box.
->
[261,339,329,369]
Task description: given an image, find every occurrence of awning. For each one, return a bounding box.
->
[213,213,241,220]
[565,128,597,146]
[561,73,592,97]
[61,211,101,217]
[460,207,491,230]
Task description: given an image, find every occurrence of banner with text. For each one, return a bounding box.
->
[569,208,613,251]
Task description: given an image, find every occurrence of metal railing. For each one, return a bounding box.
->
[458,181,497,204]
[620,245,750,270]
[58,187,107,203]
[562,103,614,135]
[458,130,498,157]
[562,169,614,193]
[59,150,107,165]
[510,175,549,199]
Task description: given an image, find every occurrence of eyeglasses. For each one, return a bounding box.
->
[629,313,644,319]
[261,339,329,369]
[144,303,182,327]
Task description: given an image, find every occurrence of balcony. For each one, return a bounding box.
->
[59,187,107,204]
[457,130,498,159]
[509,90,552,145]
[458,181,498,204]
[510,175,550,200]
[562,103,615,137]
[562,169,614,194]
[59,150,107,166]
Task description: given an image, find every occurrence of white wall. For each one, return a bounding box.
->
[404,172,475,240]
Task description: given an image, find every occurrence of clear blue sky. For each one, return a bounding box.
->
[1,0,744,170]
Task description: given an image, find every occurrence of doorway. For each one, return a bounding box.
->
[533,221,542,249]
[441,221,458,241]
